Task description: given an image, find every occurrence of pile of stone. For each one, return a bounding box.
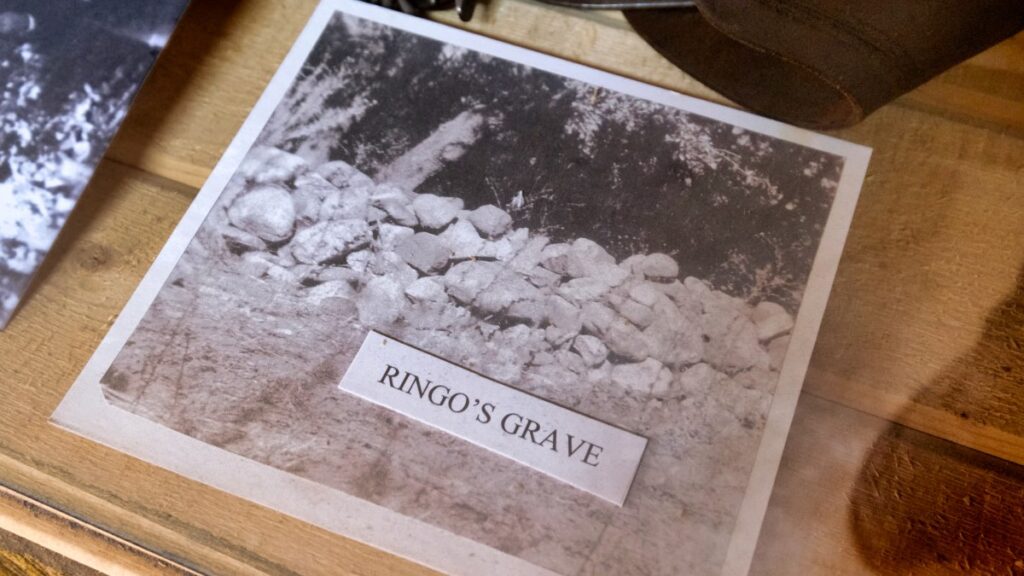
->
[217,145,795,401]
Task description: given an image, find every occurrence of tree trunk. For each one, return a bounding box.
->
[374,108,487,191]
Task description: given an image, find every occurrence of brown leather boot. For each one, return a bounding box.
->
[544,0,1024,128]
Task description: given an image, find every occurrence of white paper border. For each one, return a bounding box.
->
[52,2,871,574]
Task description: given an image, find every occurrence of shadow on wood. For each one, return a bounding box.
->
[106,0,245,168]
[849,265,1024,574]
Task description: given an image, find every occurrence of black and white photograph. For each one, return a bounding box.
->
[53,2,869,575]
[0,0,189,328]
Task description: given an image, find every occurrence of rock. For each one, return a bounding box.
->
[404,302,471,330]
[439,219,484,259]
[395,232,451,274]
[379,198,418,227]
[767,335,790,370]
[402,302,443,329]
[306,280,356,305]
[444,260,502,304]
[496,324,547,355]
[628,282,666,308]
[373,185,418,227]
[530,351,556,367]
[565,238,616,278]
[619,254,647,275]
[615,298,655,328]
[672,362,722,399]
[655,280,703,317]
[733,367,777,393]
[474,271,538,315]
[507,298,547,327]
[319,187,371,221]
[640,253,679,280]
[524,265,561,288]
[477,346,527,384]
[604,317,649,361]
[273,245,298,267]
[651,294,684,324]
[643,313,703,368]
[586,360,613,386]
[368,251,419,288]
[411,194,463,230]
[237,146,307,184]
[610,358,666,395]
[702,308,771,373]
[227,184,296,242]
[404,277,448,303]
[316,159,374,190]
[546,295,582,335]
[539,243,571,275]
[509,236,550,274]
[294,172,338,195]
[580,302,617,336]
[554,350,587,375]
[477,320,501,340]
[366,206,387,222]
[237,251,272,277]
[467,204,512,237]
[572,335,608,367]
[589,262,630,287]
[478,228,529,261]
[290,219,371,264]
[710,375,771,429]
[378,224,415,251]
[683,276,711,298]
[558,276,612,304]
[650,366,675,397]
[751,301,794,341]
[265,264,298,284]
[545,326,575,347]
[221,227,266,254]
[357,276,405,326]
[314,266,361,285]
[292,173,337,224]
[345,250,371,273]
[292,190,320,226]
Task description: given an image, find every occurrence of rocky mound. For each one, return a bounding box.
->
[214,145,794,401]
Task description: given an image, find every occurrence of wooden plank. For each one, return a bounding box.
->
[0,483,197,575]
[897,32,1024,135]
[106,1,320,189]
[805,100,1024,464]
[0,161,429,576]
[753,393,1024,575]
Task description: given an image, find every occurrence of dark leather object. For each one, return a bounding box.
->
[614,1,1024,128]
[540,0,693,9]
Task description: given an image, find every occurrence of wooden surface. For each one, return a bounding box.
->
[0,484,198,576]
[1,0,1022,574]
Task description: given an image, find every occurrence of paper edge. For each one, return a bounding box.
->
[50,1,873,574]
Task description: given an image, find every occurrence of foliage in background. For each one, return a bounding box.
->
[0,6,157,319]
[260,14,843,310]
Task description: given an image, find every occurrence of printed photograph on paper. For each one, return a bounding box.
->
[0,0,189,328]
[57,5,865,575]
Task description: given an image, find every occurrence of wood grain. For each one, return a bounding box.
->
[752,394,1024,576]
[0,483,196,575]
[1,0,1022,573]
[806,101,1024,464]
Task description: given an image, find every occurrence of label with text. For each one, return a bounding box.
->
[338,331,648,506]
